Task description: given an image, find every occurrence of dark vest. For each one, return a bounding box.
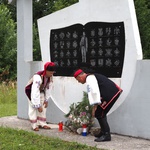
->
[94,73,121,102]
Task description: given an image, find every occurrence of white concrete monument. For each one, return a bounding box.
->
[37,0,142,118]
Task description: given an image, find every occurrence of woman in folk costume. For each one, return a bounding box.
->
[74,69,122,142]
[25,62,56,131]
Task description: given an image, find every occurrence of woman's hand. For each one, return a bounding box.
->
[43,101,48,108]
[38,106,43,113]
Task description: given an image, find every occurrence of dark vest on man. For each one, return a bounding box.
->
[94,73,121,102]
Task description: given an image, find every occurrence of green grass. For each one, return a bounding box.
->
[0,127,101,150]
[0,82,17,117]
[0,103,17,117]
[0,82,104,150]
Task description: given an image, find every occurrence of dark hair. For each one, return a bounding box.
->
[46,65,56,71]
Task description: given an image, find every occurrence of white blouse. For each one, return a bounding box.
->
[31,74,53,108]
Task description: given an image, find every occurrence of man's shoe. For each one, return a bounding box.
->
[94,133,111,142]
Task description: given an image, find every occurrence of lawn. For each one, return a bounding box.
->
[0,127,102,150]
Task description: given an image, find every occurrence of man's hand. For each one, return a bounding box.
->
[38,106,43,113]
[92,105,98,117]
[43,101,48,108]
[101,101,107,107]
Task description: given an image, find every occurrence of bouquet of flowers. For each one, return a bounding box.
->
[65,92,94,134]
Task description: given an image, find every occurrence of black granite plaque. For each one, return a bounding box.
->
[50,22,125,77]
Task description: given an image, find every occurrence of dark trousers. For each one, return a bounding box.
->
[95,92,121,118]
[95,92,121,134]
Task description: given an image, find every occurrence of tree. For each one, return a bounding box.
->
[134,0,150,59]
[33,0,56,26]
[0,0,16,21]
[33,23,41,61]
[53,0,78,11]
[0,4,17,81]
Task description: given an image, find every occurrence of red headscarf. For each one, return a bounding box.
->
[43,62,55,76]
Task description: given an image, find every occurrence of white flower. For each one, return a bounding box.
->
[85,106,89,110]
[73,118,77,122]
[69,114,73,119]
[77,117,81,123]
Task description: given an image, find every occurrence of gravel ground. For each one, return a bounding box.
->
[0,116,150,150]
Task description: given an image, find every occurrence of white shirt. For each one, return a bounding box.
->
[86,75,101,105]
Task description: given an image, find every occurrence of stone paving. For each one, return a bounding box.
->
[0,116,150,150]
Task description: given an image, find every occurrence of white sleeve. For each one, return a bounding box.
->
[31,74,42,108]
[86,75,101,105]
[45,80,54,101]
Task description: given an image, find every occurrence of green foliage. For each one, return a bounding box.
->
[33,0,78,20]
[0,4,17,81]
[75,92,93,116]
[33,23,41,61]
[0,127,101,150]
[65,92,94,133]
[134,0,150,59]
[33,0,56,24]
[65,92,92,117]
[0,0,17,21]
[53,0,78,12]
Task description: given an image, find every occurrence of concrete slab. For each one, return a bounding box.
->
[0,116,150,150]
